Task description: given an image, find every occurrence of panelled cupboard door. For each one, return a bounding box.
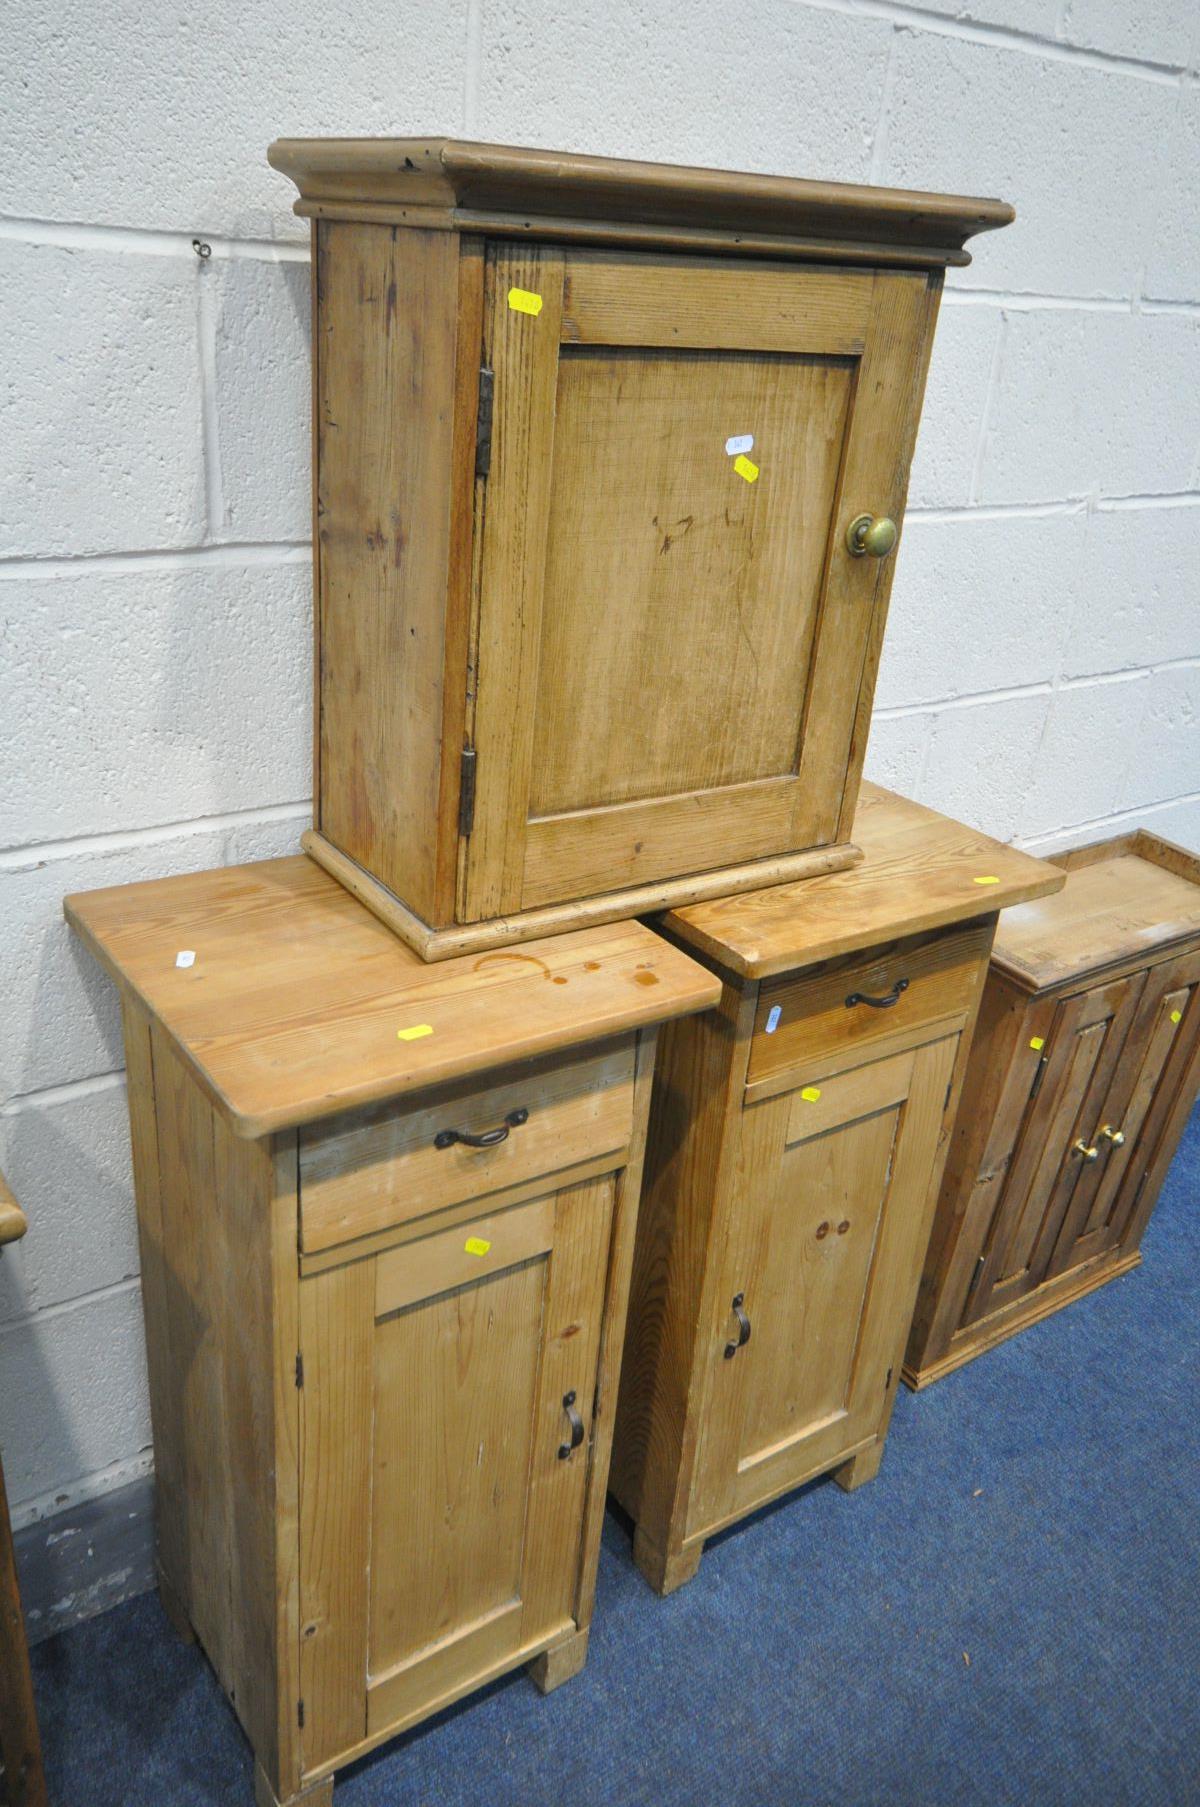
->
[691,1033,957,1536]
[297,1174,615,1774]
[961,972,1145,1328]
[463,246,937,920]
[1047,950,1200,1277]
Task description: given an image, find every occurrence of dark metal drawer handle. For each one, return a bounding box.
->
[845,978,910,1011]
[558,1390,584,1459]
[724,1292,751,1359]
[434,1107,528,1150]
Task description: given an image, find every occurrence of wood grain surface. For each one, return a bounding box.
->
[662,782,1063,978]
[64,856,719,1136]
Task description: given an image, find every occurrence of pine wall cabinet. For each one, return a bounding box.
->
[267,138,1013,961]
[905,831,1200,1389]
[65,859,718,1807]
[609,786,1061,1594]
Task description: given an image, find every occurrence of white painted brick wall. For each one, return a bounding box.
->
[1,1,1197,1575]
[0,242,207,557]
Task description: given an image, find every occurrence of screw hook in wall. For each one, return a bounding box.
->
[192,238,212,260]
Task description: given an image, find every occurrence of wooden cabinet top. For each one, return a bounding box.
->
[660,784,1063,979]
[267,137,1013,268]
[989,830,1200,993]
[64,857,720,1138]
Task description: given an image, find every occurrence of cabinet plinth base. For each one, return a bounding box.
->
[631,1528,705,1597]
[904,1248,1143,1390]
[302,830,863,964]
[254,1762,333,1807]
[528,1627,590,1694]
[832,1440,885,1492]
[156,1566,195,1645]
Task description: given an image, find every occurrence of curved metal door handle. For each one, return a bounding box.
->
[845,978,910,1011]
[434,1107,529,1150]
[557,1390,585,1460]
[724,1292,752,1359]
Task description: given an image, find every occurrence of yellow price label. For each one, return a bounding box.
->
[733,453,760,484]
[800,1086,822,1103]
[1171,1010,1183,1024]
[507,287,543,315]
[973,875,1000,886]
[397,1023,433,1041]
[1030,1037,1045,1052]
[464,1237,492,1257]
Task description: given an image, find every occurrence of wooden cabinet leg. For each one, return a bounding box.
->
[156,1564,195,1645]
[0,1450,48,1807]
[253,1760,334,1807]
[632,1526,704,1596]
[528,1626,590,1695]
[833,1439,885,1493]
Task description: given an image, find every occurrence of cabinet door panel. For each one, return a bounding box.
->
[963,973,1143,1325]
[693,1034,956,1533]
[299,1176,614,1769]
[369,1259,544,1677]
[740,1105,896,1463]
[1049,952,1200,1274]
[464,247,936,918]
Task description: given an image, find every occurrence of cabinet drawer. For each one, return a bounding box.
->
[748,922,990,1087]
[299,1040,635,1254]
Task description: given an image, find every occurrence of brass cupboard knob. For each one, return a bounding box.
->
[846,513,898,559]
[1073,1139,1100,1162]
[1100,1125,1126,1147]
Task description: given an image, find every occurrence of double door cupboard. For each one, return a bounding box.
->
[65,858,718,1807]
[609,786,1062,1593]
[905,831,1200,1389]
[267,138,1013,960]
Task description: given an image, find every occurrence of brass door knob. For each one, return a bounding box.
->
[1073,1139,1100,1162]
[846,513,898,559]
[1100,1124,1126,1147]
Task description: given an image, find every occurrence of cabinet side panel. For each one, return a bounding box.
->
[146,1028,295,1783]
[121,999,187,1601]
[609,983,748,1549]
[315,221,466,925]
[906,958,1031,1369]
[151,1025,232,1679]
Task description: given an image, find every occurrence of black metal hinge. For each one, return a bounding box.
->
[475,365,495,478]
[1029,1053,1050,1102]
[459,746,477,838]
[295,1353,304,1389]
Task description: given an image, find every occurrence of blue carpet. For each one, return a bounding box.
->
[32,1107,1199,1806]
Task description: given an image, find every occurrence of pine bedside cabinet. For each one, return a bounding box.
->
[905,830,1200,1389]
[266,138,1013,960]
[609,785,1062,1594]
[64,857,718,1807]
